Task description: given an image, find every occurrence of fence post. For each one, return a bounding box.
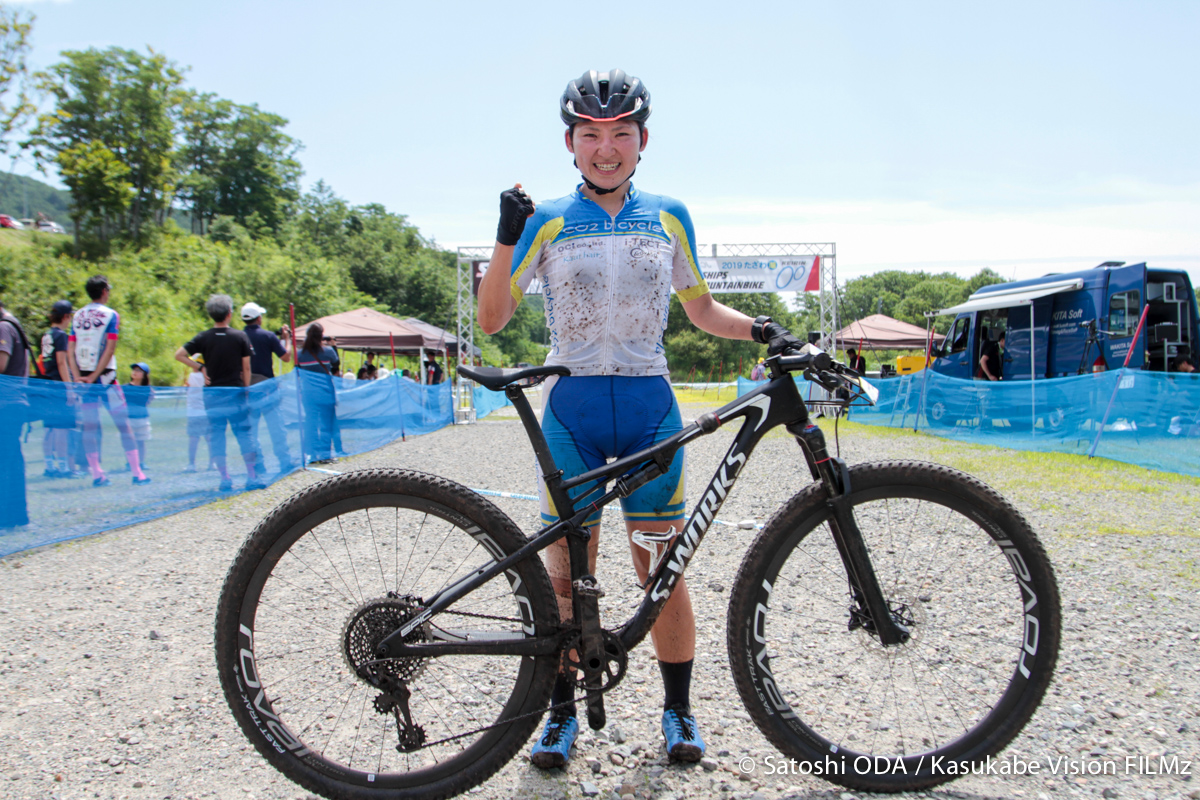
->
[289,304,307,468]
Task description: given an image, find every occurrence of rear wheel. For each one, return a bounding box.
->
[215,469,559,800]
[727,461,1060,793]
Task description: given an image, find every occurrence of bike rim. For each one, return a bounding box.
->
[750,483,1045,767]
[229,493,541,789]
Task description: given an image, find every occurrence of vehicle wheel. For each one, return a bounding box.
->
[215,469,559,800]
[727,461,1060,793]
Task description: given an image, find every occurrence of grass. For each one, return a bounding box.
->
[672,386,1200,547]
[0,228,35,249]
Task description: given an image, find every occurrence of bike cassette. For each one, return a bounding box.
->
[562,631,627,694]
[343,593,429,683]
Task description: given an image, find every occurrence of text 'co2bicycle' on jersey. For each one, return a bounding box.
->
[215,350,1061,799]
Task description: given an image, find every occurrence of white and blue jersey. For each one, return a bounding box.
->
[70,302,120,374]
[509,185,709,378]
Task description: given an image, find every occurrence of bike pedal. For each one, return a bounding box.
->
[573,575,605,598]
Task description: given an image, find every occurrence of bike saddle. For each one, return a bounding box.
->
[459,364,571,391]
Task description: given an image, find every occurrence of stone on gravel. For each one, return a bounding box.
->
[701,757,719,771]
[580,781,600,797]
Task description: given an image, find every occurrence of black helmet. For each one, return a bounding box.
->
[560,69,651,126]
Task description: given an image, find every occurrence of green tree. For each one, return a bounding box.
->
[0,4,34,156]
[56,140,131,240]
[29,47,186,241]
[664,292,797,379]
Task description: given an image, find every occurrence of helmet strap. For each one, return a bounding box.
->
[574,156,639,196]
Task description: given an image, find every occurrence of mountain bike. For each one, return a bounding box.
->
[215,351,1061,799]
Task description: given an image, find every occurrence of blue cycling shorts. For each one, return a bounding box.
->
[539,375,685,529]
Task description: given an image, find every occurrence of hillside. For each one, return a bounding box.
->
[0,173,74,230]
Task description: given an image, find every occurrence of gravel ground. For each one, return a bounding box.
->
[1,396,1198,800]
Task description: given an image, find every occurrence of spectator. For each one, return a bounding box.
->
[1171,354,1195,373]
[68,275,149,487]
[40,300,78,478]
[319,335,347,455]
[126,362,154,468]
[424,354,444,385]
[357,351,378,381]
[400,368,415,382]
[240,301,296,474]
[296,323,338,464]
[175,294,263,491]
[183,359,213,472]
[846,348,867,374]
[0,296,31,528]
[976,330,1005,381]
[323,335,342,376]
[749,358,766,381]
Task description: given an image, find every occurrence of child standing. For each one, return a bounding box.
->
[184,360,211,472]
[126,363,154,468]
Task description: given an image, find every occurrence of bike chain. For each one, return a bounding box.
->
[371,629,626,752]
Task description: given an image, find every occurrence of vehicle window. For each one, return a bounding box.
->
[948,317,970,354]
[1108,291,1140,337]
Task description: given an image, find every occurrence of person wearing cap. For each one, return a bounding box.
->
[39,300,79,478]
[241,301,296,473]
[750,357,766,381]
[478,69,805,768]
[175,294,262,492]
[124,362,154,468]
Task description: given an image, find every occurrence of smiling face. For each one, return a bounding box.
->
[566,119,648,194]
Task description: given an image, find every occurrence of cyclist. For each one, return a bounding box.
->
[478,68,801,768]
[67,276,149,487]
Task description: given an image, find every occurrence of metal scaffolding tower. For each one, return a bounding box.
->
[455,246,492,423]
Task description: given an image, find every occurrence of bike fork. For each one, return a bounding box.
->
[789,421,910,646]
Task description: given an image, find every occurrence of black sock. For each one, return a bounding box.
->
[551,672,577,719]
[658,659,693,711]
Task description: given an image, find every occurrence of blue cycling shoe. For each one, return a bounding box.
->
[661,704,705,762]
[530,712,578,769]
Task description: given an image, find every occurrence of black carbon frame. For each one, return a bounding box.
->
[381,370,831,661]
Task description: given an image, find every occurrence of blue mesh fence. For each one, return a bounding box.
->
[739,370,1200,476]
[473,384,512,418]
[0,372,508,557]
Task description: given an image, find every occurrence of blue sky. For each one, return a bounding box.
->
[11,0,1200,285]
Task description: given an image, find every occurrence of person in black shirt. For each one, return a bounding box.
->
[424,354,444,385]
[977,331,1005,381]
[40,300,78,478]
[240,301,295,473]
[175,295,264,491]
[845,348,867,374]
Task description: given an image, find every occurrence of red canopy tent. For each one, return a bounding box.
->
[835,314,945,351]
[295,308,471,355]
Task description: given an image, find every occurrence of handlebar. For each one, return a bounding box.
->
[768,348,879,405]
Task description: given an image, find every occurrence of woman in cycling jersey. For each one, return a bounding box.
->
[478,68,800,768]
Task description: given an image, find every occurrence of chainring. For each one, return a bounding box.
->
[562,630,627,694]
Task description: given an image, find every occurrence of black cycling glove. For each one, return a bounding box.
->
[752,316,804,357]
[496,186,535,246]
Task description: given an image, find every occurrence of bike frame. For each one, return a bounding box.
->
[377,359,905,667]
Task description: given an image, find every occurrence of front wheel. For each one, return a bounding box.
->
[727,461,1060,793]
[215,469,559,800]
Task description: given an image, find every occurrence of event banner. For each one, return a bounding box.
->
[697,256,821,293]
